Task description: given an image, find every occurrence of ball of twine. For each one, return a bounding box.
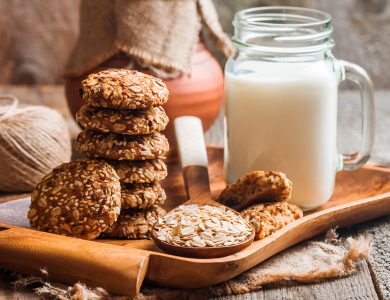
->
[0,96,72,192]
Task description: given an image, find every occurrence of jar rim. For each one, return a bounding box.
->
[232,6,334,55]
[234,6,332,28]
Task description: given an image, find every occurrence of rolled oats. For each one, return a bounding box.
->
[76,105,169,135]
[241,202,303,240]
[153,204,253,248]
[218,171,293,211]
[80,69,169,109]
[28,160,121,240]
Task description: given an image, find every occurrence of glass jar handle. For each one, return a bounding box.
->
[338,60,375,170]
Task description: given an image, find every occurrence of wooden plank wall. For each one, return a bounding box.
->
[0,0,389,87]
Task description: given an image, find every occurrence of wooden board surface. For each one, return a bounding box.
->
[1,147,390,298]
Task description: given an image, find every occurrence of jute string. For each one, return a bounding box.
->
[0,96,71,192]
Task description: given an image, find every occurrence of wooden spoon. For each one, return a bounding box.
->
[151,116,255,258]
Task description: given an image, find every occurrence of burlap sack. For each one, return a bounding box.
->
[64,0,233,79]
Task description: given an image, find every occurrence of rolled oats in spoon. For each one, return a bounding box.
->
[154,203,253,248]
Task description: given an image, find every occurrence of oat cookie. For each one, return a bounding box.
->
[104,205,166,239]
[28,160,121,240]
[108,159,167,184]
[218,171,293,211]
[76,105,169,135]
[121,183,166,209]
[241,202,303,240]
[80,69,169,109]
[75,130,169,160]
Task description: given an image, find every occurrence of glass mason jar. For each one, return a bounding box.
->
[224,7,375,210]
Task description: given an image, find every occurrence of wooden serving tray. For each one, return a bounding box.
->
[1,147,390,297]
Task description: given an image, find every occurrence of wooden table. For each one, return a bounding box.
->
[0,85,389,299]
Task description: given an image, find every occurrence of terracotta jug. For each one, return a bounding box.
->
[65,42,224,143]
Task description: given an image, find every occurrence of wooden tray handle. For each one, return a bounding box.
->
[0,224,150,297]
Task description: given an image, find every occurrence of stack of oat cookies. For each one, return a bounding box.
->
[75,69,169,239]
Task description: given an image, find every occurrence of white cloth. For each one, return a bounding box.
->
[0,198,30,228]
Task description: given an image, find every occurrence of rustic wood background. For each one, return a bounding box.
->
[0,0,389,88]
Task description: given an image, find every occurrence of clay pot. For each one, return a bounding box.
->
[65,42,224,143]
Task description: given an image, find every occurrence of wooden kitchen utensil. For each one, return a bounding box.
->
[151,116,255,258]
[1,148,390,296]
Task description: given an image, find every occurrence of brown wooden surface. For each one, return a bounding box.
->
[216,260,379,300]
[1,85,389,298]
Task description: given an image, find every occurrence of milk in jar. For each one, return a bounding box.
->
[225,60,339,209]
[225,7,374,210]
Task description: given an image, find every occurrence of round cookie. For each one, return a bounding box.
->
[241,202,303,240]
[218,171,292,211]
[28,160,121,240]
[121,183,166,209]
[75,130,169,160]
[80,69,169,109]
[109,159,167,184]
[104,205,166,239]
[76,105,169,135]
